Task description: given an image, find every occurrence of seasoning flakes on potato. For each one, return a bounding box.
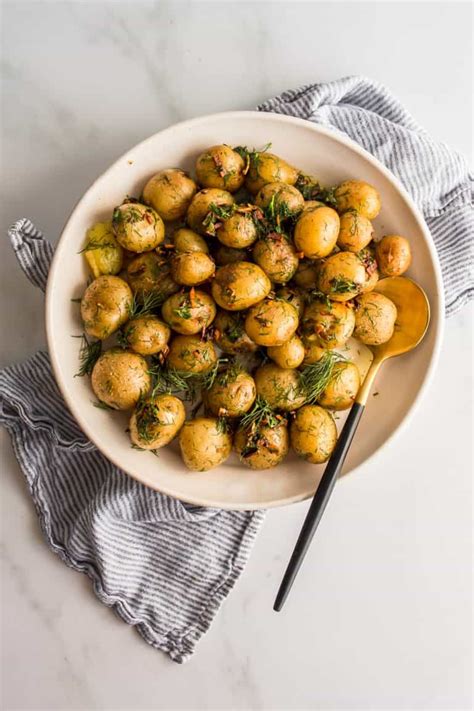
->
[75,142,409,472]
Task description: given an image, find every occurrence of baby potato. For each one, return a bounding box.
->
[161,290,216,335]
[293,259,320,289]
[334,180,381,220]
[170,252,215,286]
[121,315,170,356]
[211,261,271,310]
[245,151,298,194]
[337,210,374,252]
[354,292,397,346]
[179,417,232,471]
[252,233,299,284]
[275,286,305,317]
[302,343,327,365]
[186,188,234,235]
[167,335,217,374]
[268,334,305,369]
[235,422,289,470]
[302,200,326,213]
[290,405,337,463]
[294,206,340,259]
[112,202,165,253]
[172,227,209,253]
[375,235,412,276]
[213,245,249,265]
[318,362,360,410]
[91,349,151,410]
[204,369,256,417]
[142,168,197,222]
[254,363,306,412]
[213,310,258,354]
[217,211,258,249]
[245,298,299,347]
[82,222,123,278]
[255,181,304,216]
[129,393,185,450]
[195,144,246,192]
[126,252,179,301]
[318,252,367,301]
[301,300,355,349]
[81,275,132,340]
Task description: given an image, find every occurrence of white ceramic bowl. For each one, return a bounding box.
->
[46,111,444,510]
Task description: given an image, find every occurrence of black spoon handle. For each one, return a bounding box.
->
[274,402,365,612]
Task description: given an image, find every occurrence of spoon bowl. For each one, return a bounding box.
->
[274,276,431,611]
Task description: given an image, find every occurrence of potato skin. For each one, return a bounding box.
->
[217,212,258,249]
[126,252,179,300]
[375,235,412,276]
[122,315,170,356]
[186,188,234,235]
[335,180,381,220]
[142,168,197,221]
[170,252,215,286]
[268,335,305,369]
[112,202,165,253]
[81,275,132,340]
[161,290,216,335]
[293,259,320,289]
[211,261,271,311]
[252,233,299,284]
[290,405,337,463]
[82,221,123,278]
[302,300,355,349]
[294,206,340,259]
[318,252,367,301]
[302,343,327,365]
[213,310,258,354]
[204,370,256,417]
[275,286,305,317]
[129,394,185,449]
[254,363,306,412]
[318,362,360,410]
[235,422,289,470]
[255,181,304,215]
[213,245,249,266]
[337,210,374,252]
[179,417,232,471]
[91,349,151,410]
[195,144,245,193]
[354,292,397,346]
[172,228,209,254]
[167,335,217,373]
[245,298,299,347]
[245,152,298,194]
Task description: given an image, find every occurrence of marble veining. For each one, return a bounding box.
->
[1,2,472,709]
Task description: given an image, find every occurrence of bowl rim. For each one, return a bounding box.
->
[45,110,445,510]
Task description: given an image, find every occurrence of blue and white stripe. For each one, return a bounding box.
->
[1,76,472,663]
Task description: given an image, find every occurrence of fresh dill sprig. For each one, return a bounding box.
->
[294,173,321,200]
[329,277,360,295]
[128,290,165,318]
[78,240,115,254]
[216,416,231,434]
[298,350,344,404]
[239,396,281,432]
[306,289,333,308]
[92,399,113,410]
[75,334,102,376]
[202,202,236,236]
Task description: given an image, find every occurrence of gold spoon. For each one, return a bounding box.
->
[274,276,431,611]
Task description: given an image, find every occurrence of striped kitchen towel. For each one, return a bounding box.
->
[1,77,472,664]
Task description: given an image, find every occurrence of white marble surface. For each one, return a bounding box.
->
[1,2,472,709]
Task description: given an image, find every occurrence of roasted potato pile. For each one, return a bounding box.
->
[75,142,412,472]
